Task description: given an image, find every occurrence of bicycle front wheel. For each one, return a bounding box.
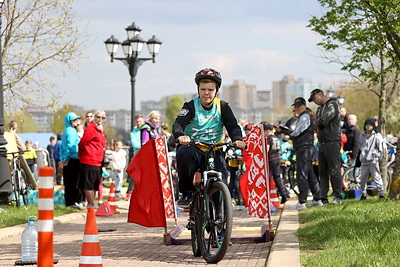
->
[190,195,201,257]
[197,181,233,263]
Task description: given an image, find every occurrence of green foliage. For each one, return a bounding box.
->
[164,95,184,129]
[299,198,400,266]
[340,87,379,129]
[386,96,400,134]
[308,0,400,85]
[5,110,38,133]
[50,105,81,134]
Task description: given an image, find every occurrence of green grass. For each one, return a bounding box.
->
[0,205,78,229]
[298,197,400,266]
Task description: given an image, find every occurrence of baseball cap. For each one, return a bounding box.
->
[262,123,273,131]
[292,97,306,106]
[308,88,323,102]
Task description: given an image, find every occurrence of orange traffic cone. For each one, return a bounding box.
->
[95,202,113,217]
[79,207,102,267]
[107,183,120,214]
[269,178,282,210]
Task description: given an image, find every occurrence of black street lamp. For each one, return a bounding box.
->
[0,0,11,203]
[327,88,335,98]
[104,22,162,133]
[337,95,345,105]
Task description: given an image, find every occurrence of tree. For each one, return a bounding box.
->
[2,0,88,110]
[308,1,400,132]
[308,0,400,198]
[4,110,37,132]
[50,104,84,134]
[164,95,184,130]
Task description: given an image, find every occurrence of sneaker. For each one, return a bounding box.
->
[71,203,81,209]
[379,195,385,199]
[322,199,329,205]
[291,202,306,210]
[231,199,237,206]
[124,193,131,201]
[280,195,289,204]
[332,197,342,205]
[177,195,192,208]
[360,194,367,200]
[308,200,323,208]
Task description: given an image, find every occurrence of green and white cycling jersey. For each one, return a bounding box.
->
[184,96,224,143]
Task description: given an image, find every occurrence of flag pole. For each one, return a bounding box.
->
[164,136,178,226]
[259,124,272,225]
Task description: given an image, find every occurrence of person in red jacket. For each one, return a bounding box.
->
[78,109,107,208]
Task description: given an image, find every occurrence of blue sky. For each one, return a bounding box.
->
[53,0,348,111]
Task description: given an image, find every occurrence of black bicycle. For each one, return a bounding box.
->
[6,151,31,206]
[187,141,236,263]
[287,154,300,196]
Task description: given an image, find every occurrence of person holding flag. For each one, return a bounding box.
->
[172,68,246,207]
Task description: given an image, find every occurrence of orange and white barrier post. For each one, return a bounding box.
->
[80,207,102,267]
[38,167,54,267]
[107,183,120,214]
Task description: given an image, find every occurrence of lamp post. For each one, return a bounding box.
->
[337,95,345,105]
[327,88,335,98]
[104,22,162,133]
[0,0,11,203]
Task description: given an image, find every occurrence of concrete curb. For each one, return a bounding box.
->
[266,198,300,267]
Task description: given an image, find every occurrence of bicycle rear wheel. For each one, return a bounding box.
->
[190,195,201,257]
[288,166,299,196]
[11,169,22,207]
[197,181,233,263]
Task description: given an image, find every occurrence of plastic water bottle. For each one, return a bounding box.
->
[21,216,38,262]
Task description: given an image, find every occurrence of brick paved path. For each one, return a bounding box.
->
[0,200,281,266]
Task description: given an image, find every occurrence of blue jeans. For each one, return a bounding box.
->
[113,170,123,193]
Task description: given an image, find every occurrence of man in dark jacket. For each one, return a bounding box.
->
[309,88,342,205]
[344,114,360,160]
[275,97,321,210]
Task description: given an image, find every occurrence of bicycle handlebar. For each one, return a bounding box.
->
[6,150,27,156]
[188,140,246,150]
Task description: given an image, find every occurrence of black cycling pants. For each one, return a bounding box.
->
[176,145,227,197]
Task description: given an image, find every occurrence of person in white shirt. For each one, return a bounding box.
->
[109,140,127,195]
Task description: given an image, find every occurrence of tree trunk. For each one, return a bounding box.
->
[378,68,389,193]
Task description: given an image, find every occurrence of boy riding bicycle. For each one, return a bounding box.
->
[172,68,246,207]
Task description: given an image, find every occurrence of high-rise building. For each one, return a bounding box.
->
[272,76,320,107]
[286,78,320,105]
[221,80,256,110]
[272,75,297,108]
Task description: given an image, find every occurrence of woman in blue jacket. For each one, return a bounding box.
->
[60,112,83,208]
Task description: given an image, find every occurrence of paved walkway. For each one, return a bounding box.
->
[0,192,300,266]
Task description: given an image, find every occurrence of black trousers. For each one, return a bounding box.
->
[63,158,83,206]
[269,159,287,197]
[318,141,342,200]
[227,166,239,199]
[295,145,321,204]
[176,145,227,197]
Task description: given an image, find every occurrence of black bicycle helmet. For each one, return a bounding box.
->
[194,68,222,89]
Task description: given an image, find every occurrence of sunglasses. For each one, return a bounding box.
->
[86,115,93,117]
[96,116,106,120]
